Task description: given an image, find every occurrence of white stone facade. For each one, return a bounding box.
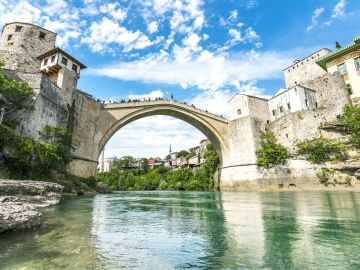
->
[268,86,316,121]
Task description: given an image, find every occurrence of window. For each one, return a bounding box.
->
[72,63,78,72]
[346,84,353,95]
[337,63,348,75]
[315,102,318,108]
[305,99,308,107]
[355,57,360,71]
[39,31,46,39]
[7,34,12,41]
[51,55,56,62]
[272,109,276,116]
[279,106,283,113]
[43,58,48,66]
[15,25,23,32]
[61,57,68,66]
[287,103,291,110]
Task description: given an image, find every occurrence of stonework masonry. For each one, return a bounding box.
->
[0,22,357,190]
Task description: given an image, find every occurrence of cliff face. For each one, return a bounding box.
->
[0,180,63,233]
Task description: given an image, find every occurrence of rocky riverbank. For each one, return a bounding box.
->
[0,180,63,233]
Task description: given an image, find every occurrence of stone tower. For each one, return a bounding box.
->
[0,22,56,73]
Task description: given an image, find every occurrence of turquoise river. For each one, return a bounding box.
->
[1,191,360,269]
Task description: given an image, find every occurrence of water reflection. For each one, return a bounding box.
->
[1,191,360,269]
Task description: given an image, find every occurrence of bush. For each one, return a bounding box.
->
[256,132,289,168]
[297,137,347,164]
[341,105,360,148]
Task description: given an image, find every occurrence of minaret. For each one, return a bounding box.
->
[169,145,172,154]
[100,148,105,172]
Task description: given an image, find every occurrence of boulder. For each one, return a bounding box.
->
[0,203,41,233]
[0,180,63,233]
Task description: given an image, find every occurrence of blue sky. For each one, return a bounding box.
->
[0,0,359,159]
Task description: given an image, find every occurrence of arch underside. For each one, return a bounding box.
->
[98,106,229,164]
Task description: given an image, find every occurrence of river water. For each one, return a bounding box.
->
[1,191,360,270]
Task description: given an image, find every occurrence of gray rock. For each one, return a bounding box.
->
[0,180,63,196]
[0,203,41,233]
[0,180,63,233]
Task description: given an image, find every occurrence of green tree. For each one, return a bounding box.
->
[297,137,347,164]
[256,132,289,168]
[176,150,189,158]
[341,105,360,148]
[0,60,34,116]
[113,155,137,168]
[139,158,150,172]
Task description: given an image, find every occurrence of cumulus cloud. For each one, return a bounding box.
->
[99,2,127,21]
[306,7,324,32]
[81,17,156,52]
[103,116,205,159]
[0,0,41,25]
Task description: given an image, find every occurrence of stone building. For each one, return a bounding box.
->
[268,86,317,121]
[316,35,360,99]
[0,22,86,140]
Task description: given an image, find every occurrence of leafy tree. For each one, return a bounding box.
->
[0,60,34,115]
[139,158,150,172]
[176,150,189,158]
[341,105,360,148]
[297,137,347,164]
[256,132,289,168]
[113,155,137,169]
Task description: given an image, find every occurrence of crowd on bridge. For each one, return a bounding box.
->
[94,95,225,118]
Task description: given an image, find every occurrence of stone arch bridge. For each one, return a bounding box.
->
[69,96,261,188]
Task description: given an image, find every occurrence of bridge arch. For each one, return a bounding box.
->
[98,101,229,165]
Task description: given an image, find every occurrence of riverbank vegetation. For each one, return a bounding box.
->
[297,137,348,164]
[96,144,220,191]
[0,60,97,194]
[256,131,289,168]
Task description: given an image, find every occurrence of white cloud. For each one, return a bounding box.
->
[81,17,154,52]
[87,49,293,91]
[0,0,41,25]
[148,21,159,34]
[103,116,205,159]
[332,0,346,18]
[182,32,202,50]
[128,90,164,100]
[189,89,233,116]
[306,7,324,32]
[229,10,238,21]
[228,28,243,44]
[324,0,347,26]
[43,0,67,16]
[246,0,258,9]
[100,3,127,21]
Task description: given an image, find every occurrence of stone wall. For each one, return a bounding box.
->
[3,70,69,139]
[284,49,331,88]
[267,72,351,153]
[220,160,360,191]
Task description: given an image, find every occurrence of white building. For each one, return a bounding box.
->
[268,86,317,121]
[98,156,118,172]
[38,47,86,89]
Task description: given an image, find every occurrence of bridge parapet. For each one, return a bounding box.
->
[104,99,228,123]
